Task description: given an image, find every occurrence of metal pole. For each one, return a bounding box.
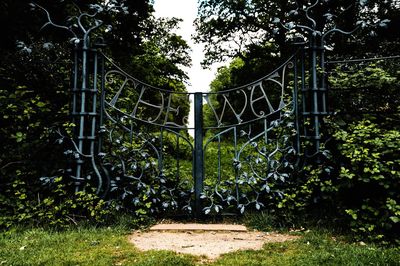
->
[293,53,301,154]
[310,36,320,156]
[194,92,204,217]
[74,43,87,192]
[320,39,327,115]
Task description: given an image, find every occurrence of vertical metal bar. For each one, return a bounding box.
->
[71,47,80,191]
[217,135,221,184]
[194,92,204,217]
[72,49,78,126]
[90,50,98,154]
[159,127,164,173]
[129,120,134,143]
[233,126,239,206]
[176,134,180,183]
[320,39,327,114]
[78,46,88,154]
[98,53,105,154]
[264,119,268,144]
[310,37,320,155]
[293,54,301,154]
[75,44,87,192]
[301,47,307,140]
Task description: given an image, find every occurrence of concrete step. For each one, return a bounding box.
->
[149,223,248,232]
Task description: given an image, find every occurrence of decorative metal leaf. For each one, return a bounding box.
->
[272,17,280,24]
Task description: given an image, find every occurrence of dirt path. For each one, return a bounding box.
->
[129,229,299,259]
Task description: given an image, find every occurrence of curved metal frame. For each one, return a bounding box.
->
[35,0,373,217]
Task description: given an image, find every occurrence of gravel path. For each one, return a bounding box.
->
[129,230,298,259]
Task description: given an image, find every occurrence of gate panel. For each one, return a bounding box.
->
[98,54,196,215]
[199,52,302,215]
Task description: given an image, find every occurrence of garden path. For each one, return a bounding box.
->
[129,223,298,259]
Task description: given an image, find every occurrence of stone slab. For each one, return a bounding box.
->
[149,223,248,232]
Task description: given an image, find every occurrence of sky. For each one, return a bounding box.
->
[153,0,224,129]
[153,0,221,93]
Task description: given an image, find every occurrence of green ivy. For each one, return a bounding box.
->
[334,119,400,242]
[0,176,111,229]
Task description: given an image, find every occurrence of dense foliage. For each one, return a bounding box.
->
[195,0,399,65]
[0,0,191,228]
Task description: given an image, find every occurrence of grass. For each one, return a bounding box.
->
[214,230,400,266]
[0,227,196,266]
[0,225,399,265]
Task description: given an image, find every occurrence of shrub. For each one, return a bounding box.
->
[0,175,111,229]
[334,119,400,242]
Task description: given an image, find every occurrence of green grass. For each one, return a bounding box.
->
[213,230,400,266]
[0,227,196,266]
[0,227,399,266]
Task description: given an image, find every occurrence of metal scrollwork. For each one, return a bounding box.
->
[102,54,191,130]
[200,52,301,215]
[204,55,297,129]
[99,53,195,214]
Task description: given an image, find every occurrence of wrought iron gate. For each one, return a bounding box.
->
[67,45,312,217]
[34,0,380,218]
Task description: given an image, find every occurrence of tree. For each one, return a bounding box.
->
[0,0,192,226]
[194,0,399,67]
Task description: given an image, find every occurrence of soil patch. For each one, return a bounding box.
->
[129,227,299,259]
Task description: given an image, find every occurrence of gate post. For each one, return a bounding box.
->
[71,38,103,192]
[194,92,204,217]
[33,3,105,193]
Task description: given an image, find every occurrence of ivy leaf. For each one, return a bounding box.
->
[133,198,140,206]
[285,22,296,30]
[70,37,80,44]
[323,13,334,21]
[272,17,280,24]
[42,42,54,50]
[273,173,279,180]
[389,216,399,223]
[227,195,235,203]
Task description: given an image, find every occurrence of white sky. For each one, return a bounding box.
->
[153,0,221,92]
[153,0,224,129]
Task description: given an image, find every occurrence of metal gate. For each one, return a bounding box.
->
[34,2,340,217]
[66,46,311,217]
